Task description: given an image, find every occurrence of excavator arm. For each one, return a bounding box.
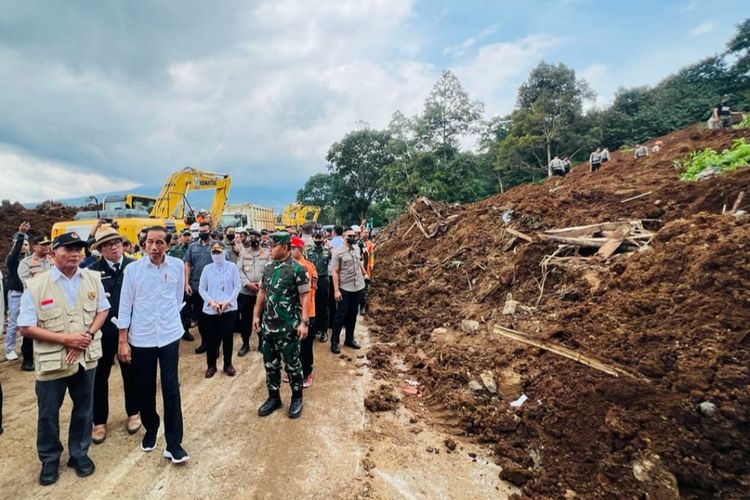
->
[150,167,231,227]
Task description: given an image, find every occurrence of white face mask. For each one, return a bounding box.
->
[211,252,225,265]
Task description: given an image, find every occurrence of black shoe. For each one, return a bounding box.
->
[224,365,236,376]
[289,398,303,419]
[319,332,328,343]
[66,455,95,478]
[194,344,207,354]
[182,332,195,341]
[344,340,362,350]
[205,366,217,378]
[21,362,34,372]
[164,446,190,464]
[330,343,341,354]
[238,344,250,357]
[39,461,59,486]
[258,397,282,417]
[141,430,157,452]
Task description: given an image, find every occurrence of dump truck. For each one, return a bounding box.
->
[221,203,276,230]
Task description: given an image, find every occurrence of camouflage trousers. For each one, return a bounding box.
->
[261,328,303,394]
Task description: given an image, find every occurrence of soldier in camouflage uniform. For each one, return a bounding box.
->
[252,232,310,419]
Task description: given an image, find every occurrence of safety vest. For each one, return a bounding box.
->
[26,269,104,381]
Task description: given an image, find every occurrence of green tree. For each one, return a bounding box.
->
[326,128,393,222]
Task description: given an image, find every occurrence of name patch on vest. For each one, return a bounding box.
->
[41,298,55,309]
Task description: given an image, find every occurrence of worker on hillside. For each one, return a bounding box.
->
[17,235,54,370]
[601,147,610,164]
[198,242,241,378]
[562,157,572,174]
[652,141,664,154]
[4,221,31,363]
[308,231,331,343]
[86,226,140,445]
[589,147,602,172]
[252,232,310,419]
[331,227,367,354]
[19,232,110,485]
[634,144,649,159]
[291,236,317,388]
[711,97,733,129]
[184,221,213,354]
[236,230,269,355]
[549,155,566,177]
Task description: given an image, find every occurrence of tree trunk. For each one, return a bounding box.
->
[546,138,552,178]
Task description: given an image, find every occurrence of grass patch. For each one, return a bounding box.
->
[678,138,750,181]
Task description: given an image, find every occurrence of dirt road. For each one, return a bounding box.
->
[0,322,513,499]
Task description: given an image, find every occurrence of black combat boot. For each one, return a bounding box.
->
[258,391,282,417]
[289,391,304,419]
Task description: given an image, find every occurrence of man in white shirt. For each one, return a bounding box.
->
[117,226,189,464]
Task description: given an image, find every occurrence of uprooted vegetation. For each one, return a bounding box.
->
[367,125,750,499]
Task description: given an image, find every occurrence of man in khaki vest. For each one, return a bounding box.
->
[18,232,110,486]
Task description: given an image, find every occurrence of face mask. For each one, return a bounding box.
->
[211,253,225,265]
[346,236,357,245]
[226,234,235,241]
[250,239,260,248]
[314,240,323,247]
[199,232,210,241]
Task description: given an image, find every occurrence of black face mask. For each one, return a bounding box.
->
[199,232,210,241]
[249,240,260,248]
[314,240,324,247]
[226,234,235,241]
[346,236,357,245]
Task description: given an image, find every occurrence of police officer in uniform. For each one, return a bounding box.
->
[87,226,140,444]
[18,235,54,370]
[236,230,269,355]
[18,232,110,485]
[252,232,310,419]
[307,231,331,342]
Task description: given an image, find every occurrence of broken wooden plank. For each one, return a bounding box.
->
[505,227,534,242]
[538,234,611,247]
[730,191,745,213]
[596,227,631,260]
[493,325,646,380]
[407,206,431,239]
[543,222,630,238]
[621,191,653,203]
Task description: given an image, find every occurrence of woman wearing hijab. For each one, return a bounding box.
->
[198,242,241,377]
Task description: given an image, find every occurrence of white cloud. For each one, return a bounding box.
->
[443,23,498,58]
[690,21,716,35]
[454,34,561,115]
[0,144,138,202]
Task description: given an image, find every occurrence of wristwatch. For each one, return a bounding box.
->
[85,330,94,338]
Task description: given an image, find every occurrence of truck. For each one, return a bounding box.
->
[275,203,321,230]
[221,203,276,230]
[51,167,232,243]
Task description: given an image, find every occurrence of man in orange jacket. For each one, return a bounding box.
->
[291,236,317,388]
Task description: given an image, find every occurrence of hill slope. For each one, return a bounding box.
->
[368,126,750,498]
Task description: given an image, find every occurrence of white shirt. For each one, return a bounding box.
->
[116,255,184,348]
[18,267,110,327]
[198,261,241,315]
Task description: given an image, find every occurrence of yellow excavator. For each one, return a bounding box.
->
[275,203,321,230]
[51,168,231,244]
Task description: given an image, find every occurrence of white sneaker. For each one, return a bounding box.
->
[6,351,18,361]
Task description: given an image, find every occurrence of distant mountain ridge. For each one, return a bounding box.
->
[25,184,298,214]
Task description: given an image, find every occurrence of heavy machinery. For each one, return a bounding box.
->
[221,203,276,230]
[51,168,231,244]
[276,203,321,230]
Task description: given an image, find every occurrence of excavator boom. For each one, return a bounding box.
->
[150,167,231,227]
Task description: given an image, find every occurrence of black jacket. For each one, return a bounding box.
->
[87,256,135,321]
[4,233,27,293]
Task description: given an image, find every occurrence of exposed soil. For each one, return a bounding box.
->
[368,126,750,499]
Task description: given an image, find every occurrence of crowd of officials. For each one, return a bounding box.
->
[0,218,374,486]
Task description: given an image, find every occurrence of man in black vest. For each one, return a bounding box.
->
[87,226,140,444]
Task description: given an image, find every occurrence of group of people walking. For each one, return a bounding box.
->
[1,218,373,486]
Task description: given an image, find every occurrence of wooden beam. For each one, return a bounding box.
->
[493,325,646,380]
[730,191,745,213]
[621,191,653,203]
[505,227,534,242]
[596,227,631,260]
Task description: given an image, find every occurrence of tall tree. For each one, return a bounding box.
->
[326,128,393,222]
[417,70,484,160]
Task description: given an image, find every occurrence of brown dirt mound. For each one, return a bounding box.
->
[368,125,750,499]
[0,200,79,269]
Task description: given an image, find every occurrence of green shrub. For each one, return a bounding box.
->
[679,138,750,180]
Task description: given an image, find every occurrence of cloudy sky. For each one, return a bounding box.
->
[0,0,745,203]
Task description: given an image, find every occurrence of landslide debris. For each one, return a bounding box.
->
[368,126,750,499]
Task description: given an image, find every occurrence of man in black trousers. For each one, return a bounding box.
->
[87,226,140,444]
[330,227,366,354]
